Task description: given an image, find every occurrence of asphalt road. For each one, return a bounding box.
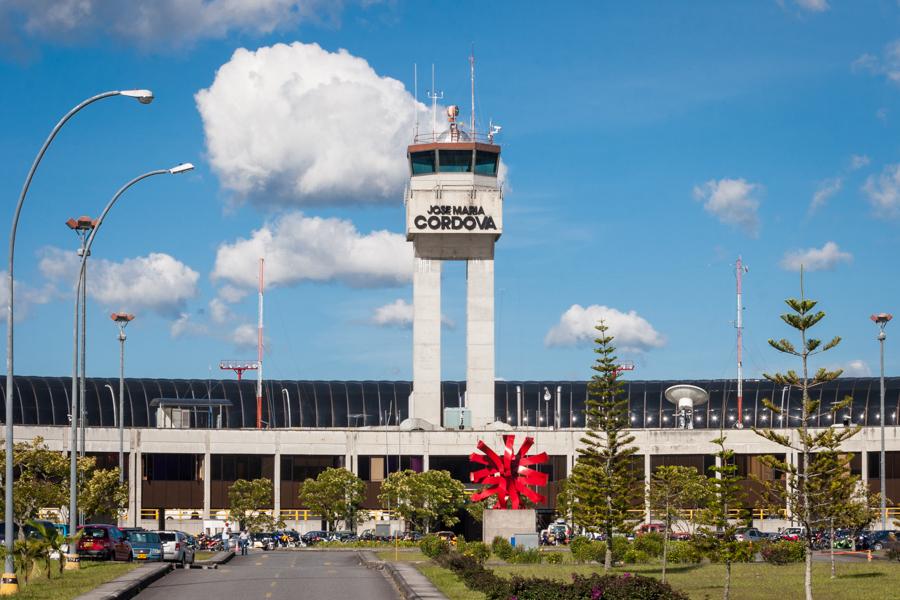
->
[136,551,399,600]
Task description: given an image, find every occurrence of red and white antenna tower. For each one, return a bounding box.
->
[735,256,749,428]
[256,258,265,430]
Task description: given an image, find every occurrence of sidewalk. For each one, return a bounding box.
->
[358,551,448,600]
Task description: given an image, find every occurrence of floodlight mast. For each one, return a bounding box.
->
[871,312,892,531]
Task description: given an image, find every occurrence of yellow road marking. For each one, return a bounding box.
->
[270,581,277,588]
[326,569,337,575]
[255,562,262,566]
[324,561,331,566]
[265,593,272,598]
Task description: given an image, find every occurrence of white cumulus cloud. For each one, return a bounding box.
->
[849,154,871,170]
[794,0,829,11]
[0,272,55,322]
[693,178,761,236]
[0,0,345,48]
[196,42,429,207]
[852,39,900,84]
[840,360,871,377]
[39,247,199,316]
[170,312,209,339]
[809,177,842,213]
[545,304,665,353]
[230,323,258,349]
[212,211,413,289]
[779,241,852,272]
[863,163,900,218]
[371,299,454,329]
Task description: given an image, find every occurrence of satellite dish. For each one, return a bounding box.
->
[664,385,709,430]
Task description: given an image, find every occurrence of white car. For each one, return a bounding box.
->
[156,531,195,566]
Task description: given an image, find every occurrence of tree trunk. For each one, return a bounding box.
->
[829,522,836,579]
[661,522,669,583]
[723,560,731,600]
[804,543,813,600]
[604,546,612,573]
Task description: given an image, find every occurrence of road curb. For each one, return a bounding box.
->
[382,562,422,600]
[192,550,235,569]
[73,562,173,600]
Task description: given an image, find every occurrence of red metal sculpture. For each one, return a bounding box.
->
[469,434,549,509]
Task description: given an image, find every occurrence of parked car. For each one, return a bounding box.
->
[124,530,163,562]
[301,530,329,545]
[157,530,195,566]
[0,520,58,543]
[358,530,388,542]
[862,530,898,551]
[252,532,275,550]
[330,531,358,543]
[735,527,766,543]
[76,525,133,561]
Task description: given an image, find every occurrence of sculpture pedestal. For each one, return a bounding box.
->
[482,509,536,544]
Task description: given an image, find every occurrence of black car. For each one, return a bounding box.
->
[862,530,898,550]
[301,530,329,545]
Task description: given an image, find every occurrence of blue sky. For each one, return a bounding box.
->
[1,0,898,382]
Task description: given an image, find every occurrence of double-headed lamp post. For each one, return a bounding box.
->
[871,313,892,532]
[4,89,153,595]
[67,163,193,545]
[111,313,135,484]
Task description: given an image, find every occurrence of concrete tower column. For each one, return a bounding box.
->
[203,451,211,519]
[466,258,495,428]
[413,257,442,425]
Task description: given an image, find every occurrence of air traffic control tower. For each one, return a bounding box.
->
[405,105,503,429]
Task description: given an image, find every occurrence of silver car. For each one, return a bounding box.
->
[156,531,195,566]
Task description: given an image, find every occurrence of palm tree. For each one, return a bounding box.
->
[29,520,66,577]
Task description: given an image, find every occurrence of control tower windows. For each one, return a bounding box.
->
[439,150,473,173]
[475,150,499,176]
[411,151,436,174]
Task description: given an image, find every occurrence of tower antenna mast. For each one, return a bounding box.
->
[413,63,419,140]
[735,256,748,428]
[427,64,443,140]
[470,45,476,135]
[257,257,264,429]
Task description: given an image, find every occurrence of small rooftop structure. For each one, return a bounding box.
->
[151,397,231,429]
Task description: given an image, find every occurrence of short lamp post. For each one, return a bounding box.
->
[871,312,892,532]
[111,312,135,484]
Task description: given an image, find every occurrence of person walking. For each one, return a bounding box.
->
[239,530,249,555]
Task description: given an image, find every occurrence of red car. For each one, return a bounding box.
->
[77,525,133,561]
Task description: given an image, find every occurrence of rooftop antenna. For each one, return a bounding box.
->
[427,64,443,140]
[413,63,419,140]
[735,256,749,428]
[257,257,265,429]
[469,44,476,135]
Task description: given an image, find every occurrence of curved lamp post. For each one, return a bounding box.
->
[3,89,153,592]
[67,163,194,539]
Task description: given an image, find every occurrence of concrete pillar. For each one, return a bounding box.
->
[413,257,442,426]
[466,258,495,428]
[133,432,142,528]
[422,452,430,472]
[203,451,211,519]
[273,452,281,523]
[643,453,652,524]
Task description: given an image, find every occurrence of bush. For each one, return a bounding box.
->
[609,535,630,562]
[622,547,652,564]
[491,536,514,561]
[500,573,689,600]
[570,536,605,563]
[666,540,703,564]
[438,548,688,600]
[461,541,491,565]
[545,551,563,564]
[760,540,805,565]
[730,541,756,563]
[634,532,664,557]
[509,547,542,564]
[420,534,450,558]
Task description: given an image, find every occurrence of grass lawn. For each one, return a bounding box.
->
[379,551,900,600]
[12,559,138,600]
[194,551,216,561]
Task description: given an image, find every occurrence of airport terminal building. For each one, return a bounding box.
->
[4,375,899,532]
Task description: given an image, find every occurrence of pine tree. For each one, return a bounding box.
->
[696,436,747,600]
[647,465,709,583]
[567,321,639,572]
[753,270,859,600]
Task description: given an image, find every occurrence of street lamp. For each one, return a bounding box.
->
[543,387,551,429]
[111,312,135,484]
[66,216,97,468]
[67,163,193,541]
[871,312,892,532]
[4,89,153,592]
